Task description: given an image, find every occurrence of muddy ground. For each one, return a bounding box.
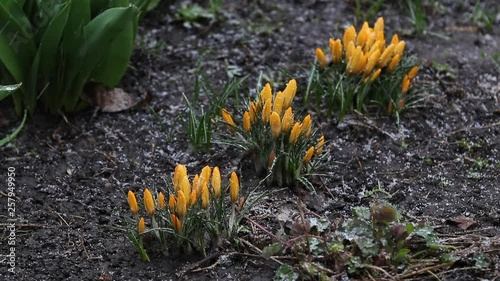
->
[1,0,499,280]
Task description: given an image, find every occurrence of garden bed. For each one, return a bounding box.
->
[1,1,499,280]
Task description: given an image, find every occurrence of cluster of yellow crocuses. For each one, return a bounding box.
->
[315,17,419,96]
[221,79,325,167]
[127,164,240,235]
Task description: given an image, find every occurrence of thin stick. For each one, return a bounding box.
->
[363,264,396,280]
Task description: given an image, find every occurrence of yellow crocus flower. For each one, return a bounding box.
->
[179,175,191,200]
[329,38,342,64]
[243,111,251,132]
[364,31,377,52]
[282,79,297,109]
[401,75,411,94]
[303,146,315,164]
[273,91,284,116]
[315,136,325,156]
[212,166,221,198]
[249,101,257,123]
[171,214,182,233]
[391,34,399,45]
[229,172,239,204]
[127,190,139,216]
[176,190,187,218]
[192,174,200,197]
[315,48,327,69]
[369,68,382,82]
[345,41,355,63]
[200,165,212,188]
[377,44,396,68]
[158,191,165,209]
[262,98,272,123]
[393,41,405,57]
[260,83,272,104]
[289,122,301,145]
[221,108,236,132]
[168,194,176,211]
[347,46,362,73]
[270,111,281,138]
[387,54,401,72]
[201,183,210,209]
[343,25,356,47]
[408,66,419,80]
[138,217,145,234]
[143,188,155,216]
[374,17,384,33]
[173,164,187,192]
[189,190,197,207]
[300,114,312,138]
[281,107,294,133]
[364,49,381,75]
[357,22,370,47]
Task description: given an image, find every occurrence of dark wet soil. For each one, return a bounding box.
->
[1,1,499,280]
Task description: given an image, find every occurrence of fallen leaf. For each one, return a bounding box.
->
[81,83,139,112]
[447,215,477,230]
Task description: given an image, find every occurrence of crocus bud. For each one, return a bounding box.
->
[303,146,315,164]
[212,166,221,198]
[364,49,381,75]
[158,192,165,209]
[329,38,343,64]
[343,25,356,47]
[176,190,187,218]
[192,174,200,197]
[221,108,236,132]
[243,111,251,132]
[270,111,281,138]
[345,41,355,63]
[200,166,212,188]
[289,122,301,145]
[356,22,370,47]
[249,102,257,123]
[138,217,146,234]
[377,44,395,68]
[262,98,272,123]
[143,188,155,216]
[374,17,384,33]
[281,107,294,133]
[273,91,284,116]
[229,172,240,204]
[391,34,399,45]
[301,115,312,138]
[393,41,405,57]
[315,48,327,69]
[401,75,411,94]
[407,66,419,80]
[369,68,382,82]
[171,214,182,233]
[315,136,325,156]
[260,83,272,104]
[127,190,139,215]
[282,79,297,109]
[189,190,197,207]
[168,194,176,211]
[173,164,187,192]
[347,47,363,74]
[387,54,401,72]
[179,175,191,200]
[201,183,210,209]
